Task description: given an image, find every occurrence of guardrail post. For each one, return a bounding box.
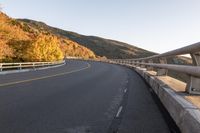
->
[157,58,168,76]
[33,63,35,70]
[136,61,140,67]
[125,60,128,65]
[191,52,200,66]
[122,60,125,65]
[116,60,119,64]
[125,60,127,65]
[147,60,153,71]
[131,60,134,66]
[134,61,138,66]
[141,60,145,68]
[0,64,2,71]
[19,63,22,70]
[186,53,200,94]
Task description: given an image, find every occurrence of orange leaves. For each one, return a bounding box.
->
[0,41,13,62]
[0,12,64,62]
[25,35,64,62]
[7,39,32,61]
[0,12,97,62]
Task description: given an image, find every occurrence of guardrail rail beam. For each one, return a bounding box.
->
[110,42,200,95]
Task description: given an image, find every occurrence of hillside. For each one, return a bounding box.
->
[19,19,156,59]
[0,12,97,62]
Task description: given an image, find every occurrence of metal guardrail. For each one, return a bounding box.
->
[110,42,200,94]
[0,60,65,72]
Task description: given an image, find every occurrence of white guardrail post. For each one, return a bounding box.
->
[0,63,2,72]
[19,63,22,70]
[33,63,35,70]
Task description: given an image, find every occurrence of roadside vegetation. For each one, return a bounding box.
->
[0,12,97,62]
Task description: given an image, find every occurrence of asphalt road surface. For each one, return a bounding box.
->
[0,60,173,133]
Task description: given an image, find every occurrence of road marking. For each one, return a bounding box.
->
[0,62,91,87]
[124,89,127,93]
[116,106,123,117]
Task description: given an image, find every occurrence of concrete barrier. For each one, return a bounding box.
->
[124,64,200,133]
[103,41,200,132]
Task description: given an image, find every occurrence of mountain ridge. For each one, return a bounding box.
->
[18,19,157,59]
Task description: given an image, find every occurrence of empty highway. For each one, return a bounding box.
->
[0,60,175,133]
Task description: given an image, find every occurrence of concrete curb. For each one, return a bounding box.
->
[126,64,200,133]
[0,63,66,75]
[91,59,200,132]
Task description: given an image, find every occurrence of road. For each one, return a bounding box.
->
[0,60,173,133]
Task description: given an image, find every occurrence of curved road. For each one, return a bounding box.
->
[0,60,172,133]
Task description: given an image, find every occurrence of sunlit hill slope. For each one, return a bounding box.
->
[18,19,156,59]
[0,12,97,62]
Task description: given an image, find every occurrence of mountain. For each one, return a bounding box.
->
[0,12,97,62]
[18,19,156,59]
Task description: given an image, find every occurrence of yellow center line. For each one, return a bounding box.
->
[0,62,91,87]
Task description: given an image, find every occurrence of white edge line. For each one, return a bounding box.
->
[124,89,127,93]
[116,106,123,117]
[0,62,90,87]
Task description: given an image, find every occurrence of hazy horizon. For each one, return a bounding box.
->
[1,0,200,53]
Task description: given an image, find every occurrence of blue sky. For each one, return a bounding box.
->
[1,0,200,53]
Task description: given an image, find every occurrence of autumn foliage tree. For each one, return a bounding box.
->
[25,35,64,62]
[0,12,97,63]
[7,39,31,61]
[0,41,13,62]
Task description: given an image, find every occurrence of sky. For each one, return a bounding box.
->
[1,0,200,53]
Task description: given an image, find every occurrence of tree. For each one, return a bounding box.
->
[0,41,13,62]
[25,34,64,62]
[7,39,31,62]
